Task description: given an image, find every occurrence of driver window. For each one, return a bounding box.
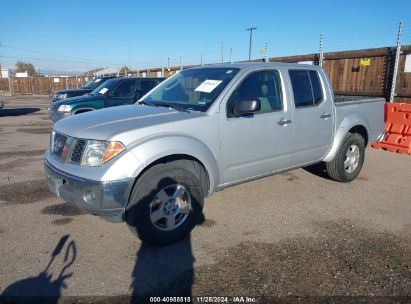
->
[112,80,136,98]
[227,70,283,117]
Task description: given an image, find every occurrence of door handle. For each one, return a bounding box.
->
[320,113,332,119]
[278,118,292,126]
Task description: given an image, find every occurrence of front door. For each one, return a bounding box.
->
[220,70,293,184]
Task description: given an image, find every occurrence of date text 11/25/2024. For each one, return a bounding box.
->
[149,296,257,303]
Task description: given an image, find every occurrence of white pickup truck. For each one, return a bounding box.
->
[45,63,385,245]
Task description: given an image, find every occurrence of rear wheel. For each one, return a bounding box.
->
[326,133,365,182]
[126,163,204,246]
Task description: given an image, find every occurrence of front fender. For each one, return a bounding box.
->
[128,135,220,195]
[323,112,370,162]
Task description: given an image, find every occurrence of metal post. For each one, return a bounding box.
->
[8,69,12,96]
[201,51,203,66]
[179,56,182,71]
[229,48,233,63]
[161,66,165,77]
[319,33,324,67]
[246,27,257,60]
[264,42,268,62]
[167,58,171,71]
[390,21,403,102]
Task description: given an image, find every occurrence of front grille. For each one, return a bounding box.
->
[71,140,86,163]
[53,133,67,157]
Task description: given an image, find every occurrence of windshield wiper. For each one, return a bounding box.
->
[156,102,190,113]
[141,101,189,112]
[137,100,154,106]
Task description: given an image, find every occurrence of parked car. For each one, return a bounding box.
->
[48,77,164,122]
[44,62,385,245]
[51,76,116,102]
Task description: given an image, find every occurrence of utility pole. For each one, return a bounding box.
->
[179,56,182,71]
[221,40,224,63]
[229,48,233,63]
[246,27,257,60]
[390,21,403,102]
[128,44,131,72]
[167,57,171,71]
[264,42,268,62]
[319,33,324,67]
[200,51,203,66]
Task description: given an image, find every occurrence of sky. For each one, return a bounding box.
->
[0,0,410,74]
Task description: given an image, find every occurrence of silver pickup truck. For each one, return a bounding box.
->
[44,62,385,245]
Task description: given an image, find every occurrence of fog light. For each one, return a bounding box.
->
[83,189,96,205]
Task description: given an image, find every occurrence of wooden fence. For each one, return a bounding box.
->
[0,76,90,95]
[1,45,410,103]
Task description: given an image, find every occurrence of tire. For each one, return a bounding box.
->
[125,163,204,246]
[326,133,365,182]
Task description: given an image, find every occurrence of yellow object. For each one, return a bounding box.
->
[360,58,371,66]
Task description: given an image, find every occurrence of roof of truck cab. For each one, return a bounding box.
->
[188,62,321,70]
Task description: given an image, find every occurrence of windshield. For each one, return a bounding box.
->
[90,78,119,96]
[142,67,239,111]
[83,78,106,90]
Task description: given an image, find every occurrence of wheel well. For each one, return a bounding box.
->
[136,154,210,196]
[349,125,368,146]
[74,108,93,115]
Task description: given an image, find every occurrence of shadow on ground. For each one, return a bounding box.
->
[0,235,77,304]
[0,108,41,117]
[303,162,332,180]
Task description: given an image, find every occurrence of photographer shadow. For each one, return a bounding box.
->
[0,234,77,304]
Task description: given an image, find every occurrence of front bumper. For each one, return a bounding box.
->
[48,108,71,122]
[44,159,134,223]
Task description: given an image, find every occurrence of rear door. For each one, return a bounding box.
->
[289,69,333,165]
[105,79,137,107]
[220,69,293,183]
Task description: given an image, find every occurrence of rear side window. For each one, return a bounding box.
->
[289,70,323,107]
[140,80,158,94]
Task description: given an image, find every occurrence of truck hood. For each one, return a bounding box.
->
[56,88,92,95]
[53,104,197,141]
[54,94,99,106]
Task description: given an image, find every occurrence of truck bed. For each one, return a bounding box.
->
[334,95,386,105]
[334,95,385,145]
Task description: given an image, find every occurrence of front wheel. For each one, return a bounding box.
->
[125,163,204,246]
[326,133,365,182]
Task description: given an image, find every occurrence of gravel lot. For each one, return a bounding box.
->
[0,96,410,303]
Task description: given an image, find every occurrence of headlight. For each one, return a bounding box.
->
[81,140,125,167]
[57,104,73,112]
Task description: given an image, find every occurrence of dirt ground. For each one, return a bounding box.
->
[0,96,410,303]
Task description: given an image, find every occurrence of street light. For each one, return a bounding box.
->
[246,27,257,60]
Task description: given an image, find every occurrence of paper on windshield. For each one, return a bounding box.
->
[99,88,108,94]
[94,79,102,82]
[195,80,222,93]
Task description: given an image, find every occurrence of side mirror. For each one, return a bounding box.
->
[233,99,261,116]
